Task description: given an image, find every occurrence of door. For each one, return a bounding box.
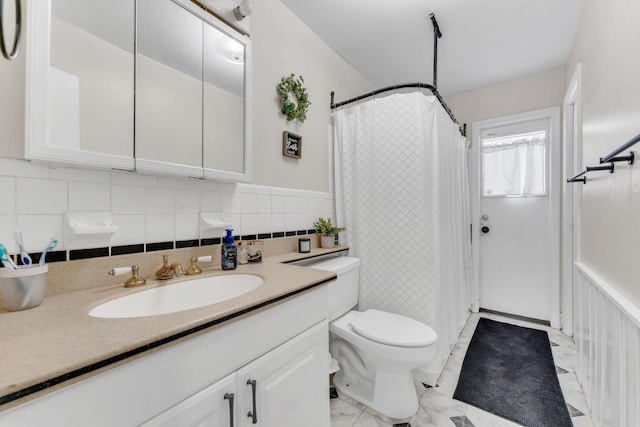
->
[473,108,561,322]
[236,321,329,427]
[141,373,236,427]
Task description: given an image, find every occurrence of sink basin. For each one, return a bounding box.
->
[90,274,264,318]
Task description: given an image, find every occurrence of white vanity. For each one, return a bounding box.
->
[0,258,337,426]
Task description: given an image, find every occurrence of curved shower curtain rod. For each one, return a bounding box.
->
[329,14,466,137]
[329,83,466,137]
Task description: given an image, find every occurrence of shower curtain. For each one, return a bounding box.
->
[333,91,472,385]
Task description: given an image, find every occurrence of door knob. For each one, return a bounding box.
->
[481,226,490,234]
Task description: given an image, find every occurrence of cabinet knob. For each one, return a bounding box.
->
[246,379,257,424]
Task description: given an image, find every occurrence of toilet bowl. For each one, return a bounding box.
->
[306,256,438,420]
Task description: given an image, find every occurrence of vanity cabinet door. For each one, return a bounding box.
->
[141,373,236,427]
[135,0,204,178]
[25,0,135,170]
[236,321,329,427]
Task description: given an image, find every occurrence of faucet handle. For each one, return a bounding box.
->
[170,263,184,277]
[185,255,213,275]
[108,265,146,288]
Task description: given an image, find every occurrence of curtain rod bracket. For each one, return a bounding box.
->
[429,13,441,89]
[429,13,442,38]
[600,151,634,165]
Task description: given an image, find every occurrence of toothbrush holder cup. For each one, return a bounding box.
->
[0,265,48,311]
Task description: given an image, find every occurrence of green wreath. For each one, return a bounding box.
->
[277,73,310,123]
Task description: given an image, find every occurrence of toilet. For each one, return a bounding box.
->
[307,256,438,420]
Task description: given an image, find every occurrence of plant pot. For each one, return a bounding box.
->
[320,235,336,249]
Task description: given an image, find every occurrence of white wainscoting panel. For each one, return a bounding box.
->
[574,262,640,427]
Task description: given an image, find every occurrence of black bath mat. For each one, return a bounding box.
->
[453,318,572,426]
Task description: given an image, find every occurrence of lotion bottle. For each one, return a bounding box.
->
[221,229,237,270]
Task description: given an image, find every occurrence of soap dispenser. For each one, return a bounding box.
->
[221,228,238,270]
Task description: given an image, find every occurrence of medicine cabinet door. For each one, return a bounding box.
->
[25,0,135,170]
[135,0,204,178]
[202,16,252,182]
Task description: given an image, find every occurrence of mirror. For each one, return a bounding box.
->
[48,0,134,162]
[202,16,246,174]
[136,0,250,180]
[136,0,203,176]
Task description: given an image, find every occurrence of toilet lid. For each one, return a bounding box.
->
[350,309,437,348]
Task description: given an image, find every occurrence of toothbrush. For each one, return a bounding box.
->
[0,244,17,270]
[39,239,58,266]
[12,230,32,266]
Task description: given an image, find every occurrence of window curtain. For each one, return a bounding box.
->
[482,133,546,196]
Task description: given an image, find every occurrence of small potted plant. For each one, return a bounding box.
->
[313,217,345,249]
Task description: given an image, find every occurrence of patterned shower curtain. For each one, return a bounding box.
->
[333,91,472,385]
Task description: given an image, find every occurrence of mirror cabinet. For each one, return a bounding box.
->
[25,0,252,182]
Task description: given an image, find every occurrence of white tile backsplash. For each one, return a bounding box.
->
[111,171,158,187]
[257,194,271,214]
[68,182,110,212]
[16,215,65,251]
[285,196,297,213]
[271,214,285,232]
[297,213,309,230]
[199,191,223,212]
[175,190,200,214]
[0,177,16,214]
[0,158,50,179]
[271,195,285,214]
[0,161,333,255]
[16,178,67,214]
[111,214,146,246]
[240,213,258,235]
[145,214,175,243]
[240,193,257,213]
[50,167,110,184]
[285,213,297,231]
[145,188,175,214]
[0,214,17,252]
[158,176,197,190]
[111,185,146,214]
[222,192,241,214]
[257,214,272,234]
[175,214,199,240]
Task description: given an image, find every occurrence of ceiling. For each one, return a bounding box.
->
[280,0,584,97]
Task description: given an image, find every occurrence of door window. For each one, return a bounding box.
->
[481,130,546,197]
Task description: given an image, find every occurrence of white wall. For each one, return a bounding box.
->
[566,0,640,308]
[251,0,374,191]
[446,67,566,127]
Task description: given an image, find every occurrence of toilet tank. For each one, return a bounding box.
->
[305,256,360,321]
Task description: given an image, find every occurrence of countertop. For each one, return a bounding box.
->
[0,246,348,409]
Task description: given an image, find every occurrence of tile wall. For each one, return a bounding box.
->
[0,157,335,261]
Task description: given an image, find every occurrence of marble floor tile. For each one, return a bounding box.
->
[353,411,394,427]
[330,311,594,427]
[410,406,457,427]
[464,405,522,427]
[571,415,595,427]
[331,397,364,427]
[419,395,468,418]
[559,376,590,415]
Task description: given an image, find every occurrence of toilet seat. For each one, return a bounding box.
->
[350,309,437,348]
